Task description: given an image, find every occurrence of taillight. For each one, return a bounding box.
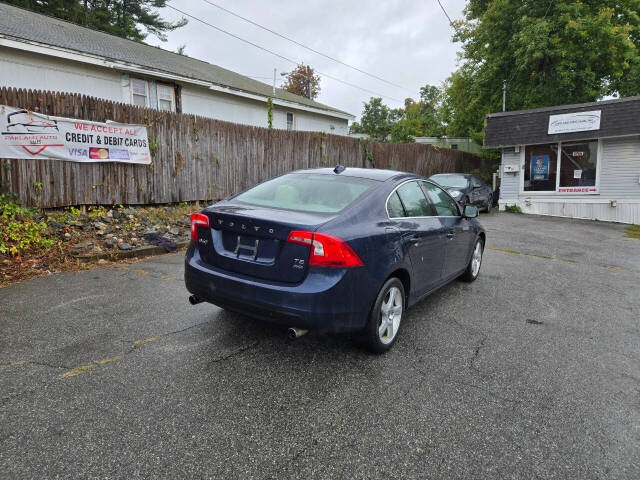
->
[190,213,210,242]
[287,230,363,268]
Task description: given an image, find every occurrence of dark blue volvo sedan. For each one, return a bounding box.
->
[185,167,485,352]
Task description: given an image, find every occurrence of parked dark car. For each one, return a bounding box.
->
[185,167,486,352]
[429,173,494,212]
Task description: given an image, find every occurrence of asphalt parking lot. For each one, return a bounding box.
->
[1,212,639,479]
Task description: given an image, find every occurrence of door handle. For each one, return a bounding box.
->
[447,231,455,239]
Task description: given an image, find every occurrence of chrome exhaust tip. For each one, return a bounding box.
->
[188,295,203,305]
[287,327,308,339]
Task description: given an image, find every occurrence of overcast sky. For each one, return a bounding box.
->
[158,0,467,118]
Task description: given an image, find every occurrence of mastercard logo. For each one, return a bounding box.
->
[89,147,109,159]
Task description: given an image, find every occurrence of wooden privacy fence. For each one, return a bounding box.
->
[0,87,483,208]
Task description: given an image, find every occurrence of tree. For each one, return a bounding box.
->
[282,63,321,100]
[445,0,640,138]
[390,86,446,142]
[351,87,447,143]
[349,98,393,142]
[6,1,187,42]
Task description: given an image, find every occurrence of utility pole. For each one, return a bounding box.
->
[307,65,311,99]
[502,79,507,112]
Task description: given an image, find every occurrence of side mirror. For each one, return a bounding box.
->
[463,204,478,218]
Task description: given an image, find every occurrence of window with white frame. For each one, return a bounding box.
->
[286,112,294,131]
[558,141,598,192]
[157,83,175,111]
[131,78,148,107]
[523,141,598,193]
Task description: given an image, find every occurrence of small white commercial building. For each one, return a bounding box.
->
[0,3,353,134]
[485,97,640,224]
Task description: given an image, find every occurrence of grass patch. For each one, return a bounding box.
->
[625,225,640,239]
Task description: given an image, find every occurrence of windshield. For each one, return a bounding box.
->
[233,173,378,213]
[431,175,468,189]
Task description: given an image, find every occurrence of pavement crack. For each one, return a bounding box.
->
[124,320,212,354]
[28,361,70,370]
[470,335,487,372]
[208,340,260,365]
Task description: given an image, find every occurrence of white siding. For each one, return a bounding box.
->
[181,84,349,134]
[1,46,349,134]
[0,47,122,101]
[599,136,640,199]
[500,148,520,200]
[272,108,348,135]
[181,84,269,127]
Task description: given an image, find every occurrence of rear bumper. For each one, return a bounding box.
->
[184,245,377,332]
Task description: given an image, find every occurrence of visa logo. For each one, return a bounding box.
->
[69,148,89,157]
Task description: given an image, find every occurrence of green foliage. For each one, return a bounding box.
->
[349,98,393,142]
[267,97,274,129]
[0,194,55,256]
[88,206,107,218]
[282,63,321,99]
[446,0,640,137]
[149,139,160,158]
[351,86,447,143]
[67,205,80,216]
[5,0,187,42]
[504,204,522,214]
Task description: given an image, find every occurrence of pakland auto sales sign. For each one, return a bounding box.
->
[547,110,601,135]
[0,105,151,164]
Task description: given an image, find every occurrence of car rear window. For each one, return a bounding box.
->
[431,175,468,188]
[233,173,378,213]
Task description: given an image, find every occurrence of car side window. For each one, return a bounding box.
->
[472,176,482,188]
[386,191,406,218]
[422,182,459,217]
[396,181,431,217]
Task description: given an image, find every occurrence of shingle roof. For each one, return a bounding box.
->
[484,96,640,148]
[0,3,352,117]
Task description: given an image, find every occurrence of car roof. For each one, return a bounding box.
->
[293,167,413,182]
[430,173,471,178]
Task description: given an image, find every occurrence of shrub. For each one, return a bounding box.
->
[0,194,55,256]
[504,204,522,213]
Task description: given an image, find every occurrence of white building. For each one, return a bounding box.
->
[0,3,353,134]
[485,97,640,224]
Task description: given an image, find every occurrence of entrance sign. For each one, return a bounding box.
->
[548,110,601,135]
[0,105,151,164]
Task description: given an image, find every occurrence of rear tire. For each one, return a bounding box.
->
[460,238,484,282]
[361,278,405,353]
[486,194,493,213]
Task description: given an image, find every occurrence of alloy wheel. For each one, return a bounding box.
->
[471,241,483,277]
[378,286,403,344]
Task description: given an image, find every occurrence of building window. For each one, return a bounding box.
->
[157,84,175,112]
[450,144,458,150]
[286,112,294,131]
[524,144,558,191]
[131,78,148,107]
[558,141,598,192]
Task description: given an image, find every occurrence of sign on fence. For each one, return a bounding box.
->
[0,105,151,164]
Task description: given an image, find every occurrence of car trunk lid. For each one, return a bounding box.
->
[196,204,335,283]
